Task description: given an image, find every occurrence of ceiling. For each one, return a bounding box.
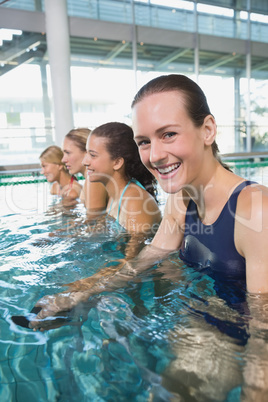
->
[1,30,268,80]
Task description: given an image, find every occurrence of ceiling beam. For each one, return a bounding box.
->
[201,53,240,73]
[101,41,130,64]
[155,48,189,68]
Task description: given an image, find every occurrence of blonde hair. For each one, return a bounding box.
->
[65,128,91,152]
[40,145,66,167]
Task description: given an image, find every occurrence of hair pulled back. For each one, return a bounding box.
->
[40,145,66,169]
[132,74,230,170]
[91,122,158,199]
[65,128,91,152]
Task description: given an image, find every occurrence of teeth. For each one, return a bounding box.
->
[157,163,180,174]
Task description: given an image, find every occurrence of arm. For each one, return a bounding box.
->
[241,293,268,401]
[236,184,268,293]
[82,178,108,217]
[50,181,59,195]
[227,185,268,399]
[30,195,183,329]
[123,191,162,235]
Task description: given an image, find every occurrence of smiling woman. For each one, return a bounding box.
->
[30,74,268,326]
[82,121,162,233]
[62,128,109,214]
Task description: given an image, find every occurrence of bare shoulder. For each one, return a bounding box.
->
[73,180,82,192]
[236,182,268,293]
[50,181,59,195]
[124,183,159,211]
[122,184,161,233]
[83,179,108,210]
[237,182,268,220]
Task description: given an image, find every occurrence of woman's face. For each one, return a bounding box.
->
[82,134,116,185]
[40,161,61,183]
[62,138,86,175]
[132,91,208,194]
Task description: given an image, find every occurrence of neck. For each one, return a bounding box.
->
[80,166,87,177]
[58,170,72,188]
[186,161,237,222]
[106,174,129,201]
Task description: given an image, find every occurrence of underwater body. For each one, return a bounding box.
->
[1,164,268,401]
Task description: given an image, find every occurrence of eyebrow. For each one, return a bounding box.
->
[134,124,180,139]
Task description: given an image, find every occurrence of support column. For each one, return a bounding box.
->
[131,0,137,91]
[246,0,252,153]
[40,61,53,145]
[44,0,74,146]
[194,0,199,82]
[234,72,241,152]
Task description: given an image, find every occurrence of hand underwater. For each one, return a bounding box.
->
[11,292,85,331]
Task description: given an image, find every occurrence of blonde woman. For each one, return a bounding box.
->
[62,128,108,214]
[40,145,82,200]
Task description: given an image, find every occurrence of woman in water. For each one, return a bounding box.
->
[24,75,268,400]
[62,128,108,213]
[31,74,268,316]
[82,122,161,233]
[40,145,82,201]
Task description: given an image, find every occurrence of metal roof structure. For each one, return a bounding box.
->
[0,0,268,79]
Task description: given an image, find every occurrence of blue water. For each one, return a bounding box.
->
[1,165,268,401]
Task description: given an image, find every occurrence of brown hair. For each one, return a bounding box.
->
[91,122,158,199]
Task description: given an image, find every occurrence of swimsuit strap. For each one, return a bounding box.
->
[117,180,132,221]
[117,179,146,221]
[69,175,74,188]
[108,179,145,222]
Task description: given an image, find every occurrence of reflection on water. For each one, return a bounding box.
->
[0,166,268,401]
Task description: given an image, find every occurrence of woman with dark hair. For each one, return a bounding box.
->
[82,122,161,233]
[21,75,268,401]
[131,73,268,292]
[30,74,268,328]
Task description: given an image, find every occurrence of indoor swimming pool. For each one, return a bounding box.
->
[0,161,268,401]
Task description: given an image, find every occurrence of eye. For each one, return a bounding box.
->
[163,132,177,140]
[137,139,150,148]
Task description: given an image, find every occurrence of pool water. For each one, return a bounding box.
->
[1,164,268,401]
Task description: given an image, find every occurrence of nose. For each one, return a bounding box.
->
[150,139,166,165]
[82,153,90,166]
[41,167,45,174]
[61,154,67,163]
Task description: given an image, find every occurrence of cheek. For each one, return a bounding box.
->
[139,150,150,167]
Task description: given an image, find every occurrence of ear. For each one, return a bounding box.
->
[113,157,124,171]
[203,115,217,146]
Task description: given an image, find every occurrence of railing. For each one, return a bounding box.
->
[0,126,54,166]
[1,0,268,43]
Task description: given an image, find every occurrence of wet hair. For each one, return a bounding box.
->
[132,74,231,171]
[91,122,158,199]
[40,145,66,169]
[65,128,91,152]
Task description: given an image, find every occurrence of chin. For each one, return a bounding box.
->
[159,180,182,194]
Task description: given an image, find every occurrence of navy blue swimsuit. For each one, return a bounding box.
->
[179,181,255,280]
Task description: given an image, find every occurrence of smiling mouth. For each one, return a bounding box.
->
[156,163,181,175]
